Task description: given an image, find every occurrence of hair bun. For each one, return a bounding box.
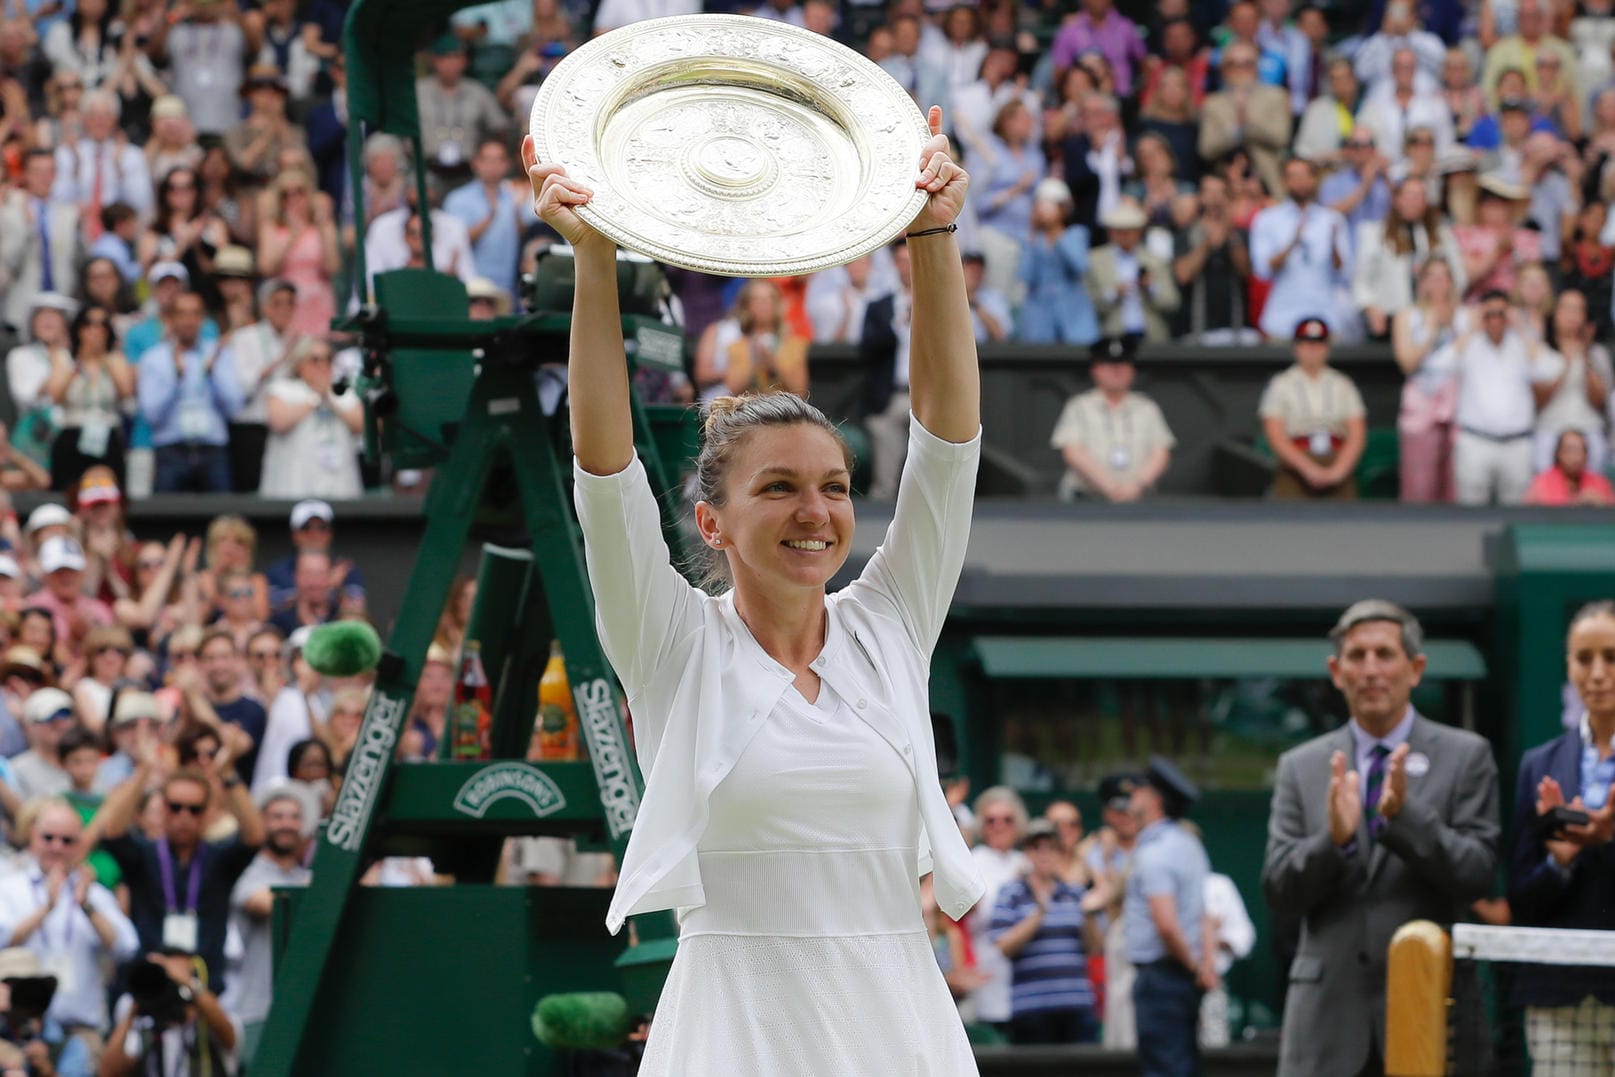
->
[702,394,751,438]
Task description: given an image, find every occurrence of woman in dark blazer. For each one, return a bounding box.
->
[1509,601,1615,1064]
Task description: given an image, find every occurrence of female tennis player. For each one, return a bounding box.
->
[519,106,985,1074]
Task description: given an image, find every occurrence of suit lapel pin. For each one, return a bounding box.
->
[1405,752,1430,778]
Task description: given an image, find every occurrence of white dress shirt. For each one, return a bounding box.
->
[0,866,139,1029]
[1357,87,1457,163]
[1434,328,1557,437]
[1249,199,1355,338]
[52,138,154,217]
[363,207,477,291]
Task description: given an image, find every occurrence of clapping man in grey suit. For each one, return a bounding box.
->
[1262,600,1500,1077]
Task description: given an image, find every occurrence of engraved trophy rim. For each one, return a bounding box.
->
[528,13,931,278]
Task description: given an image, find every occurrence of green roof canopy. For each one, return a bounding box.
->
[971,636,1487,681]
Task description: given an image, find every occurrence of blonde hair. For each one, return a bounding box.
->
[82,624,133,656]
[206,514,257,563]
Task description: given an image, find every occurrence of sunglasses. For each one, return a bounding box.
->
[97,646,130,658]
[981,815,1016,826]
[138,558,165,570]
[36,833,76,846]
[297,520,331,532]
[170,651,197,661]
[166,801,206,816]
[248,649,279,661]
[1346,140,1374,149]
[226,587,254,599]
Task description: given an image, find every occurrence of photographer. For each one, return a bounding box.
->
[99,952,239,1077]
[0,948,91,1077]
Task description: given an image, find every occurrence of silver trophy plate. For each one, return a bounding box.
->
[528,14,930,277]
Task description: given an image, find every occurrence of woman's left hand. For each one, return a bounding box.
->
[908,105,969,234]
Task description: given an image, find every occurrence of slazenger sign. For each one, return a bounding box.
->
[326,694,404,852]
[574,677,639,839]
[452,762,567,819]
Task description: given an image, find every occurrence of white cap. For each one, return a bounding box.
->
[0,555,20,580]
[38,535,86,574]
[149,260,190,286]
[1033,177,1073,205]
[286,625,315,655]
[24,503,72,535]
[289,499,334,530]
[23,688,74,725]
[28,292,80,318]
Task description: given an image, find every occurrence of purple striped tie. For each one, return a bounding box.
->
[1365,744,1390,838]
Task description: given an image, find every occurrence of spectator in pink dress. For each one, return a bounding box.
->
[256,170,339,338]
[1456,174,1541,299]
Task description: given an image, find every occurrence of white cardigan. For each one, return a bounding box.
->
[574,418,988,936]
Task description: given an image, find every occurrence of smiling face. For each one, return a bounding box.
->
[1570,611,1615,720]
[29,804,82,874]
[696,424,855,597]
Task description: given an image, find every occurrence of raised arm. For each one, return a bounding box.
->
[520,135,631,477]
[906,106,979,445]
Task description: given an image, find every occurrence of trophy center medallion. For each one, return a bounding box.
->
[694,136,766,188]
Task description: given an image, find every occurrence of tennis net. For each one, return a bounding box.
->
[1446,924,1615,1076]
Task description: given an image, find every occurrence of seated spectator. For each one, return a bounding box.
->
[52,90,152,219]
[212,568,265,655]
[5,293,76,432]
[144,95,203,183]
[1258,318,1367,499]
[264,501,364,611]
[1198,43,1292,199]
[43,304,133,491]
[257,170,339,338]
[197,144,257,250]
[323,686,366,765]
[962,252,1011,343]
[1358,47,1457,165]
[1534,289,1612,474]
[401,643,454,761]
[1125,132,1190,228]
[972,99,1045,296]
[136,291,242,494]
[1456,174,1542,299]
[1526,429,1615,505]
[259,338,363,499]
[1087,200,1180,343]
[1294,57,1364,168]
[1017,178,1098,345]
[1441,47,1487,143]
[34,67,86,152]
[1250,156,1356,340]
[0,151,82,336]
[806,255,878,345]
[0,798,137,1049]
[989,819,1102,1045]
[1050,336,1175,502]
[1393,258,1464,503]
[1467,71,1560,149]
[1041,63,1099,149]
[72,624,131,733]
[1353,176,1467,339]
[10,688,75,800]
[364,199,476,286]
[1481,0,1578,112]
[1514,260,1556,343]
[1136,67,1199,184]
[1170,174,1254,344]
[1391,126,1445,205]
[267,552,337,639]
[1319,129,1393,236]
[224,66,306,185]
[1436,290,1557,505]
[27,537,112,661]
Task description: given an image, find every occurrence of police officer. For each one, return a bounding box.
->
[1123,756,1214,1076]
[1049,335,1176,502]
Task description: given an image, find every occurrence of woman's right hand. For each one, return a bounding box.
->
[521,135,607,252]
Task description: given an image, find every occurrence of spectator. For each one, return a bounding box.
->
[0,798,137,1051]
[219,786,311,1062]
[1050,335,1175,501]
[1532,49,1584,140]
[223,65,305,185]
[924,4,988,91]
[1017,178,1099,345]
[222,279,296,493]
[0,150,82,335]
[806,255,878,345]
[1258,318,1368,500]
[283,738,333,818]
[401,643,453,761]
[1051,0,1145,96]
[79,257,137,340]
[1391,125,1444,204]
[259,338,363,499]
[962,252,1011,343]
[1518,133,1579,268]
[267,552,336,639]
[1440,47,1487,143]
[196,144,256,249]
[1437,289,1557,504]
[95,690,159,794]
[28,537,113,660]
[876,14,950,120]
[191,516,269,630]
[415,35,505,173]
[94,742,264,993]
[256,170,339,338]
[242,626,285,707]
[1319,129,1393,238]
[1284,4,1330,116]
[988,819,1102,1045]
[1250,156,1355,340]
[1533,288,1611,473]
[87,203,141,286]
[51,90,152,221]
[859,238,913,501]
[1138,18,1210,114]
[5,293,76,429]
[1295,57,1365,167]
[1482,0,1579,112]
[123,262,219,366]
[1353,1,1445,98]
[10,688,75,800]
[1211,0,1287,90]
[1360,48,1458,166]
[1171,174,1254,343]
[136,291,243,494]
[443,137,524,299]
[952,41,1039,167]
[1122,759,1212,1077]
[972,99,1045,295]
[1125,132,1190,228]
[1137,67,1200,181]
[35,66,86,151]
[198,629,266,785]
[1393,258,1463,503]
[137,166,230,300]
[1468,72,1558,150]
[1088,200,1180,343]
[1262,600,1500,1077]
[145,0,258,138]
[72,624,131,732]
[43,304,133,491]
[143,95,203,182]
[1199,43,1293,201]
[1526,429,1615,504]
[1061,92,1131,236]
[1563,201,1615,341]
[969,786,1030,1036]
[213,568,265,655]
[264,501,363,611]
[250,628,322,796]
[1457,174,1541,299]
[1353,176,1466,339]
[364,199,477,286]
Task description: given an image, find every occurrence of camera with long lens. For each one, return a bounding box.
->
[127,959,189,1030]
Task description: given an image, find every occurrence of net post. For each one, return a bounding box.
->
[1385,919,1453,1077]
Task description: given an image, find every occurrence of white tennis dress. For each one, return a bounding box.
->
[638,681,979,1076]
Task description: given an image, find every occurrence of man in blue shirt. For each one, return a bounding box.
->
[1122,756,1212,1077]
[135,291,243,493]
[443,137,524,299]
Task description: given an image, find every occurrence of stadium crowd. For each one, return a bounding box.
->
[1,0,1614,505]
